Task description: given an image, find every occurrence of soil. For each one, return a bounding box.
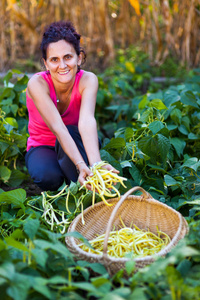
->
[1,178,42,198]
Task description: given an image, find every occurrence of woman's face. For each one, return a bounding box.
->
[44,39,81,86]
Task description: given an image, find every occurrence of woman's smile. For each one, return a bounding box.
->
[58,70,70,75]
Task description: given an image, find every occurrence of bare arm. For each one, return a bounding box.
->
[78,72,119,173]
[78,72,101,166]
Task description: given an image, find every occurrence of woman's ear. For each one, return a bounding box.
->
[78,53,82,66]
[43,58,49,71]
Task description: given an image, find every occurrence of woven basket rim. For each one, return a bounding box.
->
[66,190,189,262]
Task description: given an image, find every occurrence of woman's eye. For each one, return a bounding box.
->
[65,55,71,60]
[51,58,58,62]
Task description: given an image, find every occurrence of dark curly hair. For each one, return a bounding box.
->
[40,21,86,70]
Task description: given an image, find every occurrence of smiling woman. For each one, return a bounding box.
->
[25,20,119,191]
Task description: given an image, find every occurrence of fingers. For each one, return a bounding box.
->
[102,164,120,174]
[78,165,93,187]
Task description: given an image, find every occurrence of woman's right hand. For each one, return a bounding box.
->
[77,163,93,189]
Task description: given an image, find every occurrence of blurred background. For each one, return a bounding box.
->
[0,0,199,73]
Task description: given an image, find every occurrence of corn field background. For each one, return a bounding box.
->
[0,0,200,72]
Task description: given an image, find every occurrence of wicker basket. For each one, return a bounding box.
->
[66,186,189,277]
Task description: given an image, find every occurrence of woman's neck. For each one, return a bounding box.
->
[54,77,75,101]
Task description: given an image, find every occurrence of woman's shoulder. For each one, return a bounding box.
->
[27,72,49,96]
[78,70,98,95]
[81,70,97,80]
[28,71,50,86]
[79,70,98,87]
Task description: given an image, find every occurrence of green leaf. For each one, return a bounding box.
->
[139,109,152,123]
[10,229,25,240]
[77,261,107,275]
[0,165,11,182]
[181,91,199,108]
[69,181,79,194]
[138,95,149,109]
[124,127,134,141]
[148,164,166,172]
[0,262,15,280]
[125,260,135,275]
[4,236,28,251]
[177,259,192,277]
[71,281,98,293]
[170,108,182,125]
[8,169,27,187]
[157,134,170,164]
[31,248,48,268]
[181,157,200,172]
[0,188,26,209]
[24,218,40,240]
[120,160,132,168]
[164,175,178,186]
[166,124,177,131]
[0,87,15,101]
[48,275,68,284]
[186,199,200,205]
[104,138,126,150]
[9,170,27,187]
[129,164,142,185]
[97,90,106,106]
[149,99,167,110]
[10,104,19,116]
[130,288,147,300]
[88,263,107,275]
[164,90,181,107]
[0,141,10,154]
[34,239,73,259]
[3,123,14,134]
[188,133,199,140]
[3,71,13,86]
[7,273,31,300]
[30,277,51,299]
[138,136,158,164]
[148,121,164,134]
[178,124,188,135]
[170,137,186,157]
[14,75,29,92]
[66,231,93,249]
[91,277,111,288]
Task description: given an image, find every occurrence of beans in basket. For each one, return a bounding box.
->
[79,218,171,258]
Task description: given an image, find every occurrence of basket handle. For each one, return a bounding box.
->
[102,186,152,256]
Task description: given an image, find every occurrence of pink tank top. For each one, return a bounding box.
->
[26,70,84,151]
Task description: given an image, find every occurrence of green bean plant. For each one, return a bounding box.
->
[0,70,29,186]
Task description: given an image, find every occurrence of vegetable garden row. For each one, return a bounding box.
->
[0,52,200,299]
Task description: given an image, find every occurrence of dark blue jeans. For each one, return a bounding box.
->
[25,125,90,191]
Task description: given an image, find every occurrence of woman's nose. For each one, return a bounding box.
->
[59,59,66,68]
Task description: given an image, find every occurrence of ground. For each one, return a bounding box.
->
[1,178,42,197]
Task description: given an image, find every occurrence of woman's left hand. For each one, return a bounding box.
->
[100,163,119,174]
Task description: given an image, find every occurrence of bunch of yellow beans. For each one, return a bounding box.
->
[79,223,171,258]
[80,161,127,206]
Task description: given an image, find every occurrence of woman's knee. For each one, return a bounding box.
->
[25,146,64,191]
[33,170,64,191]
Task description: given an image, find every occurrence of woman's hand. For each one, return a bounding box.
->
[77,163,93,189]
[99,163,119,174]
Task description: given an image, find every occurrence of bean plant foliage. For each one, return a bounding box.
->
[0,70,29,186]
[1,58,200,299]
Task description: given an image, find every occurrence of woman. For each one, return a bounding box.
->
[25,20,118,191]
